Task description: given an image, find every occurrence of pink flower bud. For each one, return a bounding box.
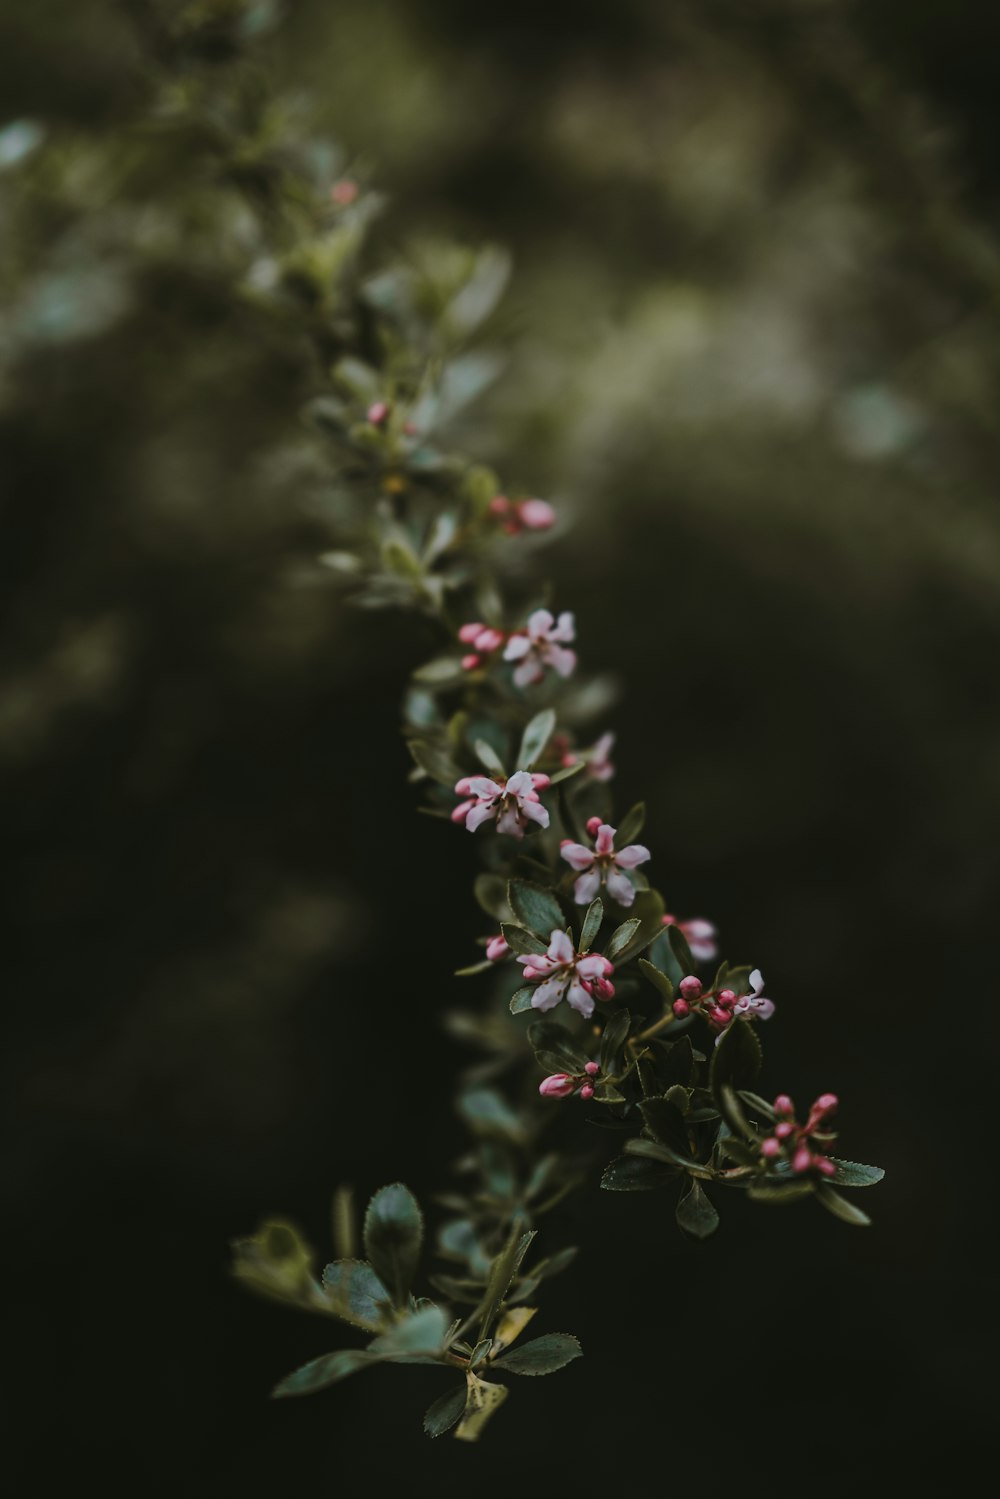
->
[586,815,603,837]
[475,627,505,653]
[792,1145,813,1174]
[661,913,676,926]
[707,1005,731,1025]
[760,1137,782,1160]
[816,1156,836,1177]
[458,622,485,643]
[454,777,475,795]
[331,179,359,205]
[584,1061,600,1076]
[366,401,389,426]
[539,1074,577,1099]
[672,998,691,1018]
[485,935,510,963]
[518,498,556,530]
[461,653,481,671]
[521,965,541,981]
[488,494,510,515]
[593,978,615,1000]
[579,1084,595,1100]
[679,975,702,1000]
[601,957,614,976]
[814,1093,839,1115]
[774,1094,795,1117]
[717,989,736,1009]
[774,1121,795,1141]
[531,773,551,789]
[450,800,474,824]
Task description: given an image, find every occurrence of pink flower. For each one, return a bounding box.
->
[733,968,775,1021]
[451,770,551,837]
[517,928,614,1018]
[489,495,556,534]
[485,933,510,963]
[662,914,718,963]
[586,731,615,781]
[560,820,651,907]
[503,609,576,688]
[457,621,506,671]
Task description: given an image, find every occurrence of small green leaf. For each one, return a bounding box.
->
[601,1154,678,1191]
[457,1088,525,1141]
[470,1338,493,1369]
[454,958,495,977]
[625,1136,712,1177]
[518,708,556,768]
[407,738,460,787]
[615,802,646,847]
[527,1018,589,1070]
[610,889,666,963]
[509,986,535,1014]
[580,898,603,952]
[676,1179,720,1239]
[747,1177,815,1205]
[474,738,506,775]
[478,1228,536,1340]
[369,1303,450,1358]
[363,1184,423,1308]
[473,872,511,921]
[828,1159,885,1188]
[815,1184,873,1226]
[231,1219,321,1310]
[599,1009,631,1074]
[491,1333,582,1376]
[508,880,565,940]
[321,1260,391,1330]
[500,923,547,955]
[423,1384,468,1438]
[638,958,674,1004]
[666,922,696,974]
[273,1349,376,1398]
[412,657,465,686]
[638,1096,690,1155]
[607,918,641,958]
[710,1018,762,1099]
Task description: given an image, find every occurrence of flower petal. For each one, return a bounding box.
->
[604,867,636,906]
[526,607,555,638]
[594,824,616,856]
[513,656,541,689]
[530,977,565,1012]
[560,841,595,872]
[521,798,550,828]
[573,867,602,904]
[502,634,531,661]
[565,979,595,1018]
[614,843,650,869]
[547,928,574,964]
[465,803,496,832]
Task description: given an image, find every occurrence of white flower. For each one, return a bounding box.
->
[733,969,775,1021]
[517,928,615,1019]
[503,608,577,688]
[451,770,551,838]
[560,820,651,907]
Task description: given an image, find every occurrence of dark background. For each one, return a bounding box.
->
[3,1,997,1491]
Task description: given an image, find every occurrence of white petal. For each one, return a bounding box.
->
[605,867,635,906]
[575,954,607,981]
[565,979,595,1018]
[496,805,523,837]
[594,824,616,856]
[560,842,595,871]
[545,645,577,678]
[749,968,764,995]
[467,777,502,799]
[614,843,650,869]
[552,611,576,642]
[465,802,496,832]
[530,977,565,1012]
[573,867,602,904]
[521,798,550,829]
[526,607,555,639]
[512,656,541,689]
[506,770,534,797]
[547,929,574,964]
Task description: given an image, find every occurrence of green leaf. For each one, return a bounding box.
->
[737,1089,776,1123]
[231,1219,321,1310]
[407,738,460,787]
[580,897,604,952]
[549,760,585,785]
[666,922,696,974]
[615,802,646,847]
[638,1096,690,1155]
[599,1009,631,1074]
[412,657,465,686]
[747,1177,816,1205]
[424,1384,468,1438]
[474,738,506,775]
[607,918,640,958]
[478,1228,536,1340]
[828,1158,885,1188]
[369,1303,450,1358]
[625,1136,712,1177]
[500,923,547,955]
[457,1088,525,1141]
[273,1348,376,1398]
[527,1018,589,1071]
[455,1372,509,1442]
[518,708,556,768]
[321,1260,391,1330]
[491,1333,582,1376]
[717,1083,753,1140]
[363,1184,423,1308]
[507,880,564,940]
[601,1153,678,1190]
[454,958,495,977]
[609,889,666,963]
[815,1184,873,1226]
[473,873,510,922]
[509,986,535,1014]
[656,1036,695,1088]
[638,958,674,1004]
[710,1018,762,1100]
[676,1180,720,1239]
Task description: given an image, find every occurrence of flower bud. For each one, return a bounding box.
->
[461,653,481,671]
[458,622,485,643]
[579,1084,595,1100]
[586,815,603,837]
[672,998,691,1018]
[488,494,510,516]
[760,1137,782,1160]
[816,1156,837,1177]
[521,965,542,981]
[774,1094,795,1117]
[814,1093,839,1115]
[531,773,552,789]
[717,989,736,1009]
[774,1121,795,1141]
[792,1145,813,1174]
[539,1074,577,1099]
[485,935,510,963]
[584,1061,600,1076]
[366,401,389,426]
[679,975,702,1000]
[518,498,556,530]
[454,777,474,795]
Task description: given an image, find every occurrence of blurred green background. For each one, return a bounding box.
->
[3,1,997,1492]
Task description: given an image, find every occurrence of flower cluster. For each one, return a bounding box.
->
[759,1093,840,1176]
[539,1060,601,1101]
[671,968,775,1033]
[488,494,556,533]
[452,770,551,836]
[458,620,506,671]
[560,818,651,906]
[518,928,615,1017]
